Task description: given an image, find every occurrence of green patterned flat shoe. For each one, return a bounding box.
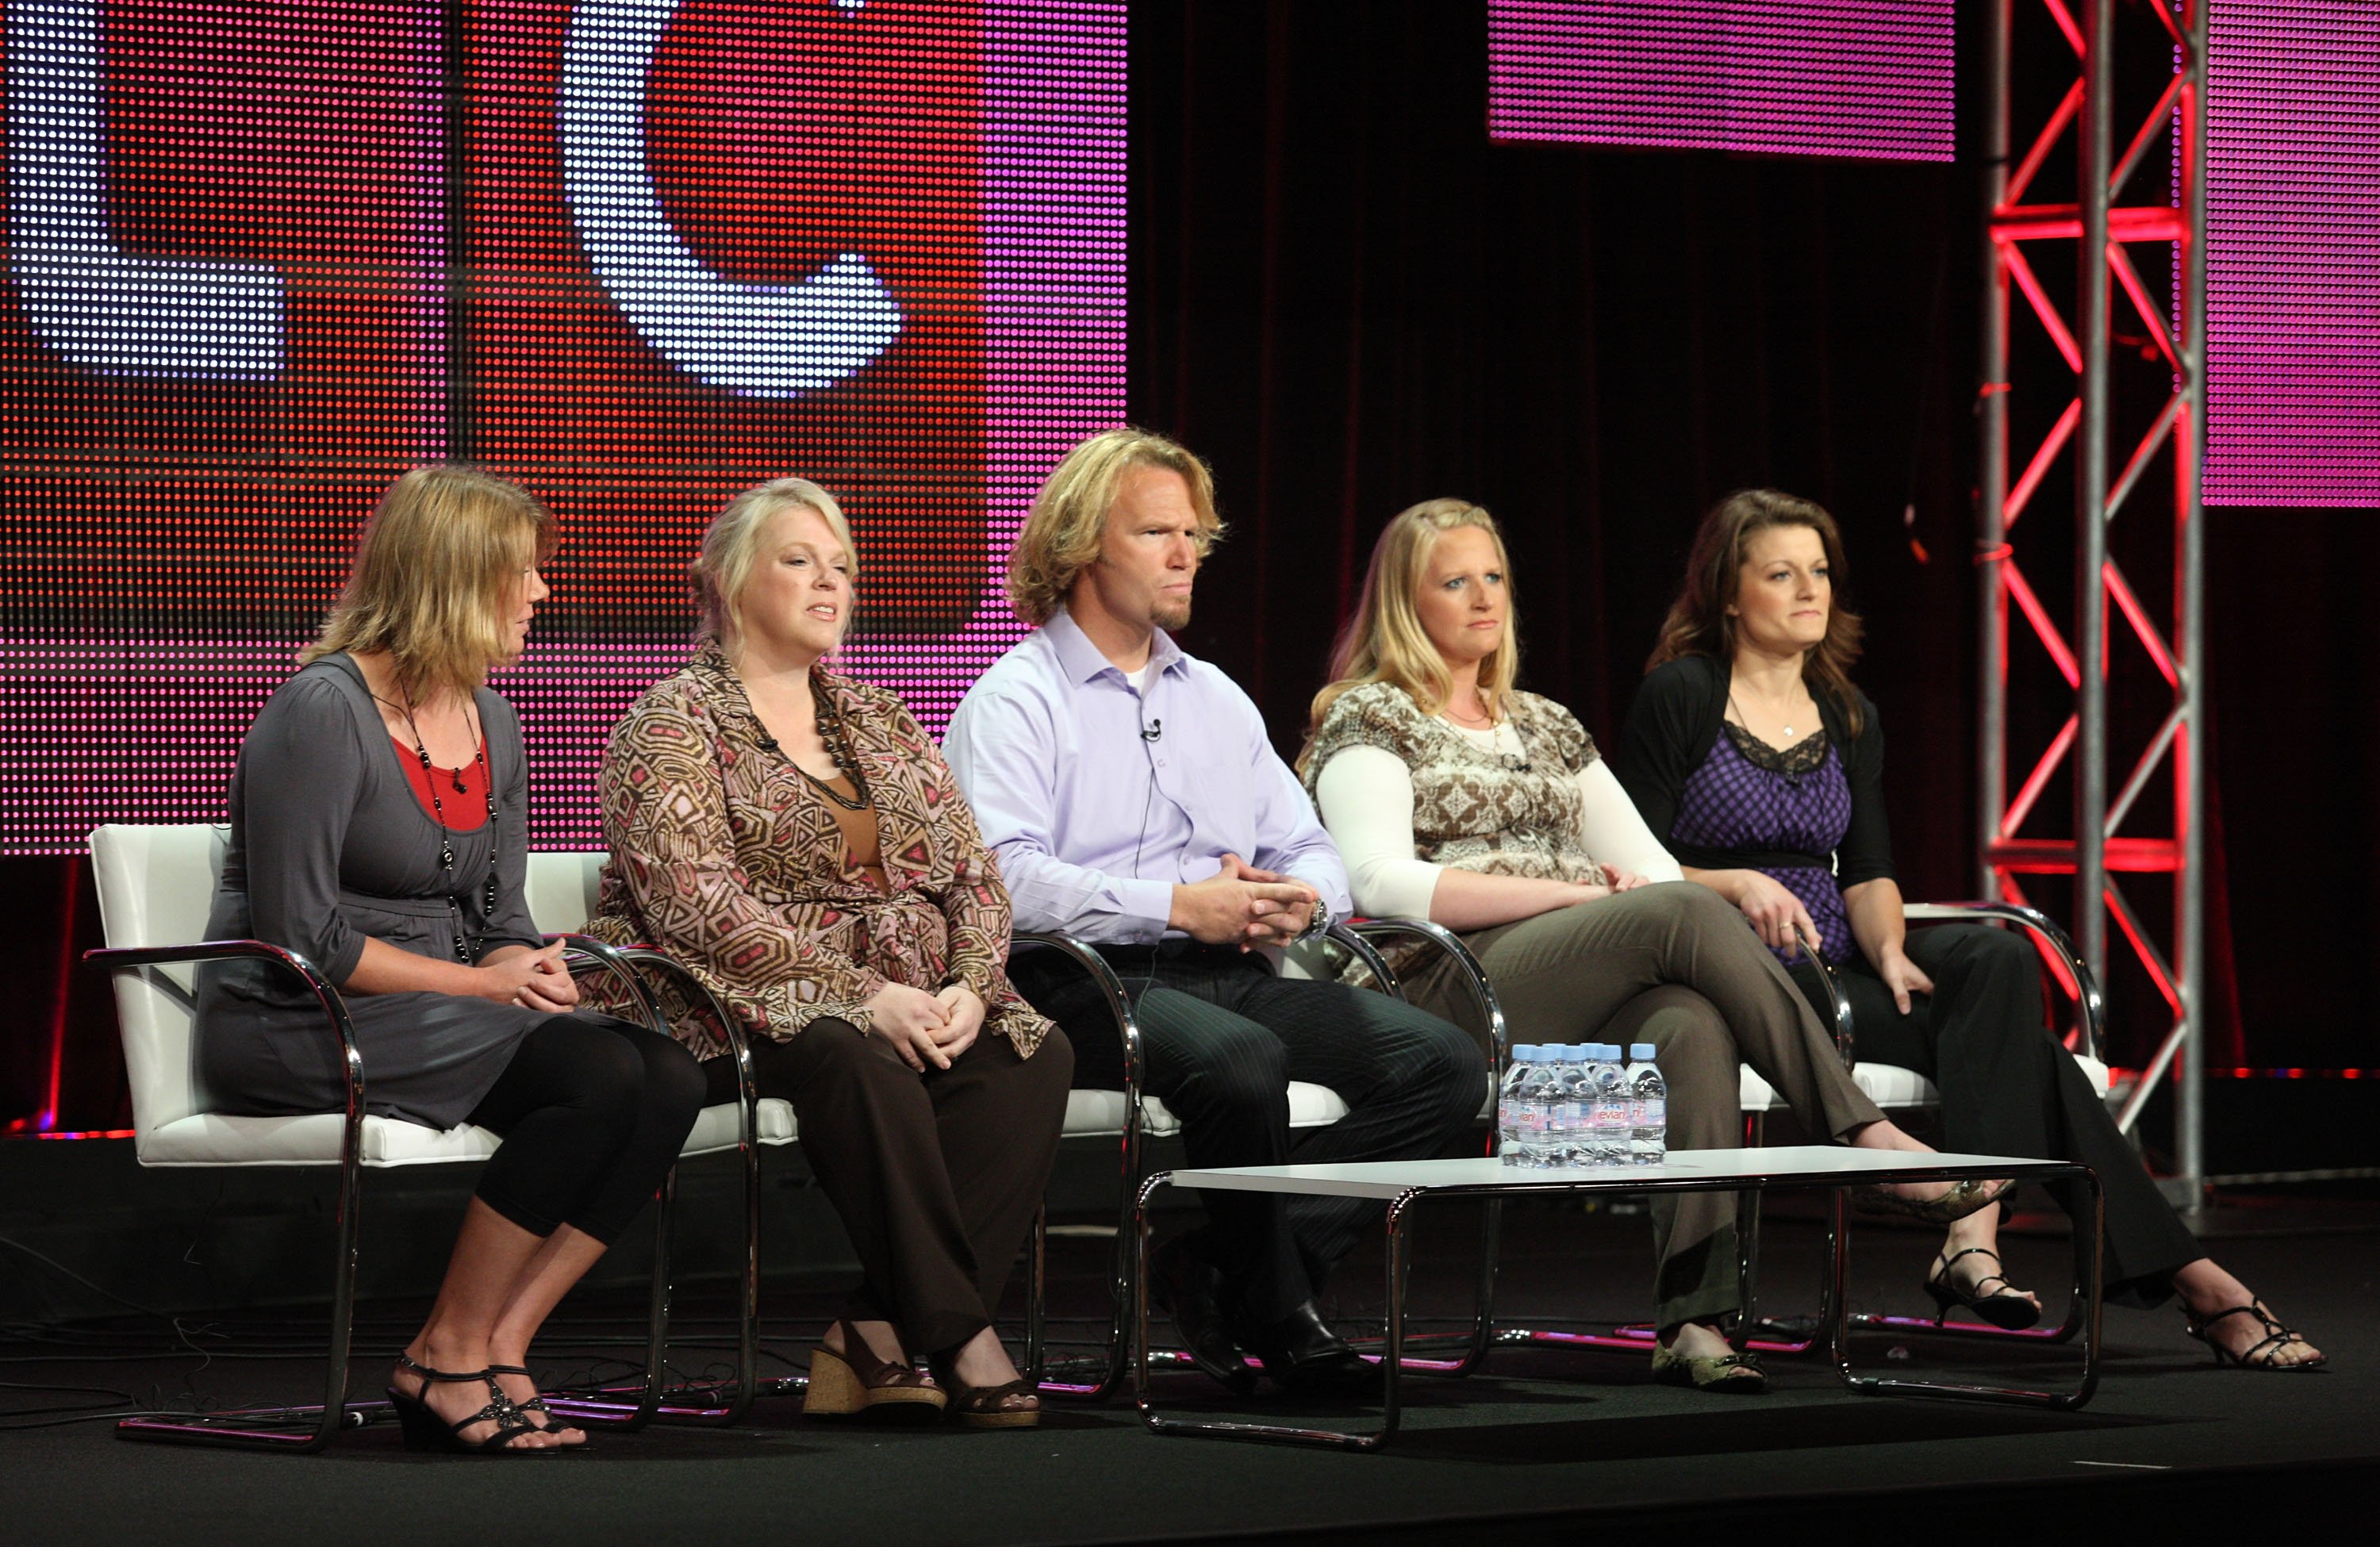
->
[1651,1344,1768,1394]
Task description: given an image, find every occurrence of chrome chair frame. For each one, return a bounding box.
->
[536,939,770,1428]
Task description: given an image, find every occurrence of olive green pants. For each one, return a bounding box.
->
[1408,881,1882,1332]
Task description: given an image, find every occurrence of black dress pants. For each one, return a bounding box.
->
[1790,921,2202,1306]
[702,1019,1073,1356]
[1012,942,1486,1325]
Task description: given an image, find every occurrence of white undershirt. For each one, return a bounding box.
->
[1312,717,1685,922]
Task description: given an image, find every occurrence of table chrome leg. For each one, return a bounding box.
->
[1138,1172,1410,1450]
[1833,1171,2102,1410]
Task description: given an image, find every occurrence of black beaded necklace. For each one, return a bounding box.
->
[378,691,500,962]
[750,672,871,812]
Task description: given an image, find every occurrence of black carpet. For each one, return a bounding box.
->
[3,1200,2374,1545]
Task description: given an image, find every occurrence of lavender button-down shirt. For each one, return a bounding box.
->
[942,608,1353,944]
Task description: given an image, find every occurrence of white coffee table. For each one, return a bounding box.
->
[1132,1145,2102,1450]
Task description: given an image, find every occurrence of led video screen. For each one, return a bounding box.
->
[2205,0,2380,508]
[1486,0,1956,163]
[0,0,1124,853]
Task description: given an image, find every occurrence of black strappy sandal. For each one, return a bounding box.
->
[2182,1299,2328,1372]
[386,1353,560,1456]
[484,1363,589,1446]
[1923,1246,2044,1330]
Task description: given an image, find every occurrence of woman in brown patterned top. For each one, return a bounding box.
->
[1302,498,1999,1394]
[585,478,1071,1428]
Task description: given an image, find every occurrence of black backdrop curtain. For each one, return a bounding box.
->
[1120,0,2350,1073]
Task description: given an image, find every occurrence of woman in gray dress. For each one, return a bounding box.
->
[195,466,705,1453]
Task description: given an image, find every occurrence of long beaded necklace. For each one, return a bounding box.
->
[750,672,871,812]
[376,691,500,962]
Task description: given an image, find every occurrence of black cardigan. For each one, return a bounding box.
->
[1613,654,1896,888]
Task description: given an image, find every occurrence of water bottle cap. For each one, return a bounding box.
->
[1630,1043,1656,1061]
[1596,1044,1619,1061]
[1511,1044,1541,1061]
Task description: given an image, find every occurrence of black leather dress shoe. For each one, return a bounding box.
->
[1238,1300,1376,1395]
[1148,1236,1257,1395]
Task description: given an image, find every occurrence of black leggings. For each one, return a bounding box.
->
[465,1015,706,1246]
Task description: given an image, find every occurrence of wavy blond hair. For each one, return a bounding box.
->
[302,464,554,705]
[1302,498,1520,762]
[1006,427,1224,625]
[691,478,858,647]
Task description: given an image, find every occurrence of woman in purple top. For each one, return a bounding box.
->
[1617,489,2323,1371]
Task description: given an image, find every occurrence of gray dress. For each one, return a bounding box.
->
[194,654,563,1129]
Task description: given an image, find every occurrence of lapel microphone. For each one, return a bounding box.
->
[1140,718,1163,743]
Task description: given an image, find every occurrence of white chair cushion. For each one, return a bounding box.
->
[1061,1081,1349,1140]
[140,1094,805,1167]
[1738,1053,2112,1114]
[1853,1061,1940,1108]
[137,1113,504,1168]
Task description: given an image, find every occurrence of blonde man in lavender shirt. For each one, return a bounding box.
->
[944,428,1485,1397]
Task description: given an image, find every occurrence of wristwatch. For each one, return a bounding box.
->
[1297,896,1334,941]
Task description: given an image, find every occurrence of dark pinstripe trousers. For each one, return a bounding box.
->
[1012,942,1487,1324]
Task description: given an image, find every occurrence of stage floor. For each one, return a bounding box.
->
[3,1202,2374,1543]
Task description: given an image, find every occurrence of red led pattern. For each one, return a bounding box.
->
[0,1,1126,853]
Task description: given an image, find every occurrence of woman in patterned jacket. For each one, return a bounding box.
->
[1300,498,1999,1394]
[585,479,1072,1428]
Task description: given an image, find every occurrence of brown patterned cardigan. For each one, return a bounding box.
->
[582,643,1054,1061]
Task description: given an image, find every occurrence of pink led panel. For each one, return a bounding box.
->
[1487,0,1955,162]
[2205,1,2380,507]
[0,1,1125,854]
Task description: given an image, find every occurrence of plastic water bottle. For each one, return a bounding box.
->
[1544,1045,1587,1168]
[1498,1046,1544,1166]
[1587,1044,1631,1165]
[1627,1042,1668,1166]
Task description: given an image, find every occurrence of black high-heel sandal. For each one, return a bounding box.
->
[2182,1299,2328,1372]
[1923,1247,2043,1330]
[484,1363,589,1446]
[386,1353,558,1456]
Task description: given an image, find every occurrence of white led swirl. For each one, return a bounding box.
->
[558,0,903,398]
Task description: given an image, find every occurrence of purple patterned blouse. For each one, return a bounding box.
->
[1668,724,1856,965]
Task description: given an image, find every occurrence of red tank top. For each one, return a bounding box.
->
[393,738,490,831]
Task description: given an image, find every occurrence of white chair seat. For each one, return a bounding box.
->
[137,1112,505,1168]
[1060,1080,1350,1141]
[134,1088,799,1168]
[1738,1053,2112,1114]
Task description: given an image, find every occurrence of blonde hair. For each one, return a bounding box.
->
[302,464,553,705]
[691,478,858,647]
[1303,498,1520,760]
[1007,427,1224,625]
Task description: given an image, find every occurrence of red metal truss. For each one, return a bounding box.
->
[1978,0,2207,1203]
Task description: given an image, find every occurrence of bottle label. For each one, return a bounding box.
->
[1637,1097,1665,1129]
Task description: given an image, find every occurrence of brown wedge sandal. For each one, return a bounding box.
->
[804,1319,949,1421]
[934,1370,1040,1430]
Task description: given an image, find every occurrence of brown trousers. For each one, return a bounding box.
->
[1408,881,1881,1332]
[704,1018,1074,1356]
